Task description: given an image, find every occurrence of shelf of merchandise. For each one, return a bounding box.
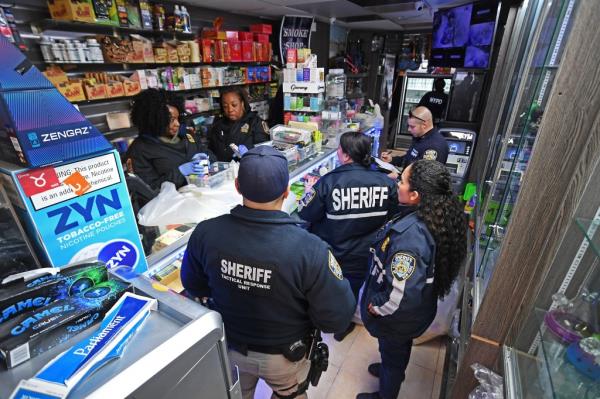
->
[39,18,196,40]
[43,61,272,68]
[283,108,322,113]
[71,80,275,105]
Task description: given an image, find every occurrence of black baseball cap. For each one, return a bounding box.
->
[237,146,289,203]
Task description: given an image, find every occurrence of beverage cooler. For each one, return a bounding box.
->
[393,73,452,148]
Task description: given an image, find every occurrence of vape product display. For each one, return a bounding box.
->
[0,279,130,368]
[0,262,108,325]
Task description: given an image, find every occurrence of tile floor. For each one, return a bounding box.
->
[254,325,446,399]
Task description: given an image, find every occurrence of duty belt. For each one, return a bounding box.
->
[227,340,283,356]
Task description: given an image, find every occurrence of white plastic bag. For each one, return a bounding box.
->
[468,363,504,399]
[414,279,461,344]
[137,182,209,226]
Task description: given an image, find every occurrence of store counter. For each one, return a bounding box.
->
[0,271,241,398]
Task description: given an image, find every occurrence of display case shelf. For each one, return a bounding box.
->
[284,108,322,113]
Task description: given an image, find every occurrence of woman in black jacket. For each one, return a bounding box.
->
[126,89,215,190]
[208,86,270,161]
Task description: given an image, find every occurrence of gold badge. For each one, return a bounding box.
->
[240,123,250,134]
[381,236,390,252]
[423,149,438,160]
[186,133,195,143]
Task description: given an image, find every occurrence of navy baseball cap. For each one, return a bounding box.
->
[237,146,289,203]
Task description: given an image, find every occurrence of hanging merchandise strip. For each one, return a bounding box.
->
[527,206,600,355]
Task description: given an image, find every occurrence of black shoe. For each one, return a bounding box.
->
[367,362,381,378]
[334,322,356,341]
[356,392,381,399]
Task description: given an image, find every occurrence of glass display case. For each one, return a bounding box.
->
[473,0,579,319]
[503,213,600,398]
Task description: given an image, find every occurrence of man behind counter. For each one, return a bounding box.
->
[381,106,449,172]
[208,86,271,161]
[181,146,355,399]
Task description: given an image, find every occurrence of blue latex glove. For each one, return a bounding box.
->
[192,153,209,162]
[178,161,198,177]
[238,145,248,156]
[179,153,210,176]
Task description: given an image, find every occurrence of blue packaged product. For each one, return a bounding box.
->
[296,68,303,82]
[0,279,130,368]
[0,35,112,167]
[303,68,310,82]
[0,261,108,325]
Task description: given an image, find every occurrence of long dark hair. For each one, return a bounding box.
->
[409,160,467,299]
[339,131,372,167]
[131,88,183,137]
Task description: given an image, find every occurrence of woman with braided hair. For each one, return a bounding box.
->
[357,159,467,399]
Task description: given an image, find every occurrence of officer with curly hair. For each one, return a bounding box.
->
[126,88,215,190]
[357,160,467,399]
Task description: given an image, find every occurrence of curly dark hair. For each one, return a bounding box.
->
[131,88,184,137]
[339,131,372,167]
[408,160,467,299]
[219,86,250,116]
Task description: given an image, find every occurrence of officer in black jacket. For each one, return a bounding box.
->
[298,132,399,341]
[181,146,355,399]
[381,106,449,173]
[208,86,271,161]
[418,78,449,123]
[126,89,215,190]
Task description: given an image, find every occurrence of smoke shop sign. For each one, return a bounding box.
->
[279,16,314,62]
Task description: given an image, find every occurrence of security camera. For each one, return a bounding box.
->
[415,1,424,11]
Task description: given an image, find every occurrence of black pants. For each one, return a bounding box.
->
[344,272,367,302]
[378,336,413,399]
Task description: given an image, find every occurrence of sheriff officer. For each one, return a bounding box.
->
[298,131,399,342]
[181,146,355,399]
[208,87,271,161]
[381,106,449,172]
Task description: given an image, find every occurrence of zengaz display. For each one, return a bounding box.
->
[430,0,498,69]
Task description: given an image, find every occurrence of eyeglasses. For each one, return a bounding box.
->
[408,110,426,123]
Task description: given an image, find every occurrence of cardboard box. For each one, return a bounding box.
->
[254,42,265,62]
[0,262,108,325]
[99,35,131,63]
[0,150,148,273]
[0,279,130,368]
[176,42,191,63]
[57,81,86,102]
[254,33,269,44]
[225,31,239,40]
[106,81,125,98]
[153,44,167,63]
[129,70,147,90]
[83,83,108,100]
[128,38,146,63]
[201,39,215,63]
[229,40,242,62]
[250,24,272,34]
[215,40,230,62]
[92,0,119,26]
[42,66,69,87]
[201,28,226,40]
[47,0,95,23]
[242,41,254,62]
[238,31,253,41]
[122,79,141,96]
[165,42,179,63]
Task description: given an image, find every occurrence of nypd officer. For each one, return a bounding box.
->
[181,146,356,399]
[357,160,467,399]
[418,78,449,123]
[208,86,271,161]
[298,131,399,341]
[381,106,448,172]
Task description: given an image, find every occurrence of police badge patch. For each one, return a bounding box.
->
[328,252,343,280]
[423,149,438,160]
[390,252,416,282]
[186,133,195,143]
[240,123,250,133]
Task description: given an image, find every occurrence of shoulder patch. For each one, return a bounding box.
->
[298,189,316,210]
[328,251,344,280]
[262,121,270,133]
[240,123,250,134]
[390,252,416,282]
[186,133,195,143]
[423,149,437,160]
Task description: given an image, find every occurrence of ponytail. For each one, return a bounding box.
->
[339,131,373,167]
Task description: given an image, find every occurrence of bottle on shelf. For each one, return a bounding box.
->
[39,36,54,62]
[181,6,191,34]
[153,3,166,31]
[173,5,183,32]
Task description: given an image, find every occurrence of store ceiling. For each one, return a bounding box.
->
[185,0,469,30]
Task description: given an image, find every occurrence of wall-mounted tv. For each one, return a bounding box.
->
[430,0,498,69]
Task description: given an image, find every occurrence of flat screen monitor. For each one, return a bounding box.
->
[430,0,498,69]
